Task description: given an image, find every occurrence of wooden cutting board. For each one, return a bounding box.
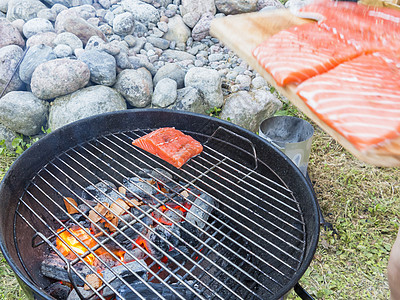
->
[210,9,400,167]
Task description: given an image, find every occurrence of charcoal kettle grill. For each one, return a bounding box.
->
[0,109,320,299]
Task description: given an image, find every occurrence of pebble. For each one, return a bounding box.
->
[113,11,135,36]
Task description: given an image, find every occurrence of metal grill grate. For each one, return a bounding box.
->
[14,127,306,300]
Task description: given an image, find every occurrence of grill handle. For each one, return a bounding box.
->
[204,126,258,170]
[294,283,315,300]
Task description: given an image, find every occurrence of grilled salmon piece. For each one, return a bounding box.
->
[132,127,203,168]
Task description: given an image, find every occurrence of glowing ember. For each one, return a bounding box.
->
[56,227,124,266]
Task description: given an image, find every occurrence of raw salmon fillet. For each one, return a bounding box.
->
[252,23,364,86]
[132,127,203,168]
[298,0,400,51]
[296,52,400,151]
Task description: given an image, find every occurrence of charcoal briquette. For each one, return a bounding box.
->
[41,254,92,285]
[101,259,147,297]
[45,282,71,300]
[116,282,195,300]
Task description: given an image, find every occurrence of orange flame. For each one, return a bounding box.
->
[56,227,125,266]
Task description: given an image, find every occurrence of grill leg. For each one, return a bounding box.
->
[294,283,314,300]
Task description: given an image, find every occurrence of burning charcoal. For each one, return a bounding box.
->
[143,193,164,206]
[83,180,117,200]
[167,245,190,262]
[114,216,152,249]
[119,213,134,225]
[101,259,147,297]
[45,282,71,300]
[183,187,202,202]
[136,227,171,260]
[153,207,183,226]
[91,220,106,235]
[123,177,157,199]
[77,203,91,214]
[186,193,217,229]
[131,205,153,218]
[41,254,93,285]
[124,247,147,262]
[150,168,173,183]
[93,252,121,269]
[116,282,195,300]
[96,189,125,206]
[67,287,94,300]
[172,221,200,247]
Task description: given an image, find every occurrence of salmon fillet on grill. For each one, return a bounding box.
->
[132,127,203,168]
[296,51,400,151]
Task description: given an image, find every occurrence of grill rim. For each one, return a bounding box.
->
[0,108,320,300]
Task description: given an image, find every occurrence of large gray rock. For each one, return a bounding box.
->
[215,0,258,14]
[22,18,54,39]
[152,78,177,108]
[153,63,185,89]
[6,0,47,22]
[53,32,83,51]
[26,31,57,47]
[170,86,207,114]
[114,68,153,108]
[163,15,190,44]
[0,123,18,152]
[31,58,90,100]
[113,12,135,36]
[220,90,282,132]
[181,0,216,28]
[121,0,160,24]
[192,12,214,41]
[60,17,107,45]
[0,18,25,49]
[185,67,223,109]
[78,50,116,86]
[54,5,95,32]
[48,85,126,131]
[19,44,57,84]
[0,45,24,96]
[0,91,49,136]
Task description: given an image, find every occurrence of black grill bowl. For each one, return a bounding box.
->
[0,109,319,299]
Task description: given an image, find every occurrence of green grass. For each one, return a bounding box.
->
[0,155,26,300]
[0,105,399,299]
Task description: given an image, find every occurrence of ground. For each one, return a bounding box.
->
[0,107,399,299]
